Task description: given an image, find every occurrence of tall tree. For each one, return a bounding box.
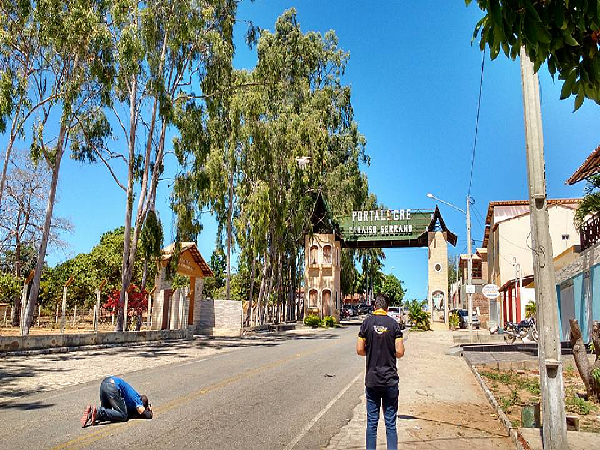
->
[108,0,236,331]
[21,0,114,334]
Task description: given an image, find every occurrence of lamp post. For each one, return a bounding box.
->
[427,193,474,343]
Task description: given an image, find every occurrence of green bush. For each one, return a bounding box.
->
[321,315,336,327]
[449,312,459,329]
[304,314,321,327]
[408,300,431,331]
[566,394,593,415]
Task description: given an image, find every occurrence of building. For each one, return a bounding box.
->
[482,199,580,328]
[552,144,600,342]
[456,248,490,327]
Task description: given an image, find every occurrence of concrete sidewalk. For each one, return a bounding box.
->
[325,325,513,449]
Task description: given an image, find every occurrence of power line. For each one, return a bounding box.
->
[468,48,485,197]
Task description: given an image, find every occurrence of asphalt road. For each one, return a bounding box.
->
[0,323,366,450]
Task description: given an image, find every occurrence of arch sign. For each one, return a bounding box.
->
[337,207,456,248]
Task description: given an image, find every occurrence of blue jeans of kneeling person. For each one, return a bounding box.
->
[96,377,129,422]
[365,385,399,450]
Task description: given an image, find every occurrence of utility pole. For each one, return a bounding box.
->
[466,195,473,343]
[520,47,567,449]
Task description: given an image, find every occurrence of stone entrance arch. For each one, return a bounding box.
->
[304,194,457,322]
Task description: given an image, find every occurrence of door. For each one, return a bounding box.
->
[322,290,331,317]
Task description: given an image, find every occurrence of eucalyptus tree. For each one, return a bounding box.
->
[0,149,72,324]
[173,9,369,324]
[108,0,236,331]
[21,0,114,335]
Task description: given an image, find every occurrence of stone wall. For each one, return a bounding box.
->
[0,329,193,354]
[194,299,242,337]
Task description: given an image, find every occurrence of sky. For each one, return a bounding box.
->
[41,0,600,301]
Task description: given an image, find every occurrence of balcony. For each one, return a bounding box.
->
[580,212,600,251]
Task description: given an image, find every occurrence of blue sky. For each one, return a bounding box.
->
[46,1,599,300]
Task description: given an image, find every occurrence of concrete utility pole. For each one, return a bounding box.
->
[466,195,473,343]
[520,47,568,449]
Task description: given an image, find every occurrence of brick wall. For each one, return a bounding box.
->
[194,299,242,337]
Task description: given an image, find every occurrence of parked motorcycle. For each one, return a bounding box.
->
[503,317,538,344]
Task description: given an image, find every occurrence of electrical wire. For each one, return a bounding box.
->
[468,48,485,198]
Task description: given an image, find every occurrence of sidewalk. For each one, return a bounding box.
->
[325,324,513,449]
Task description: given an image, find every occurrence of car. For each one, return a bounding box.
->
[342,305,357,317]
[387,306,404,325]
[453,308,480,329]
[357,304,372,315]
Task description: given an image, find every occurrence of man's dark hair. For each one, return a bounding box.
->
[141,395,149,408]
[374,294,389,311]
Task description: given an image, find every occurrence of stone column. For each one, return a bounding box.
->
[193,278,205,328]
[170,289,180,330]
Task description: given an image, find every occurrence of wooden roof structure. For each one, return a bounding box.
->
[160,242,213,278]
[566,144,600,185]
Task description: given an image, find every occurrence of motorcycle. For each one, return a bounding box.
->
[503,317,538,344]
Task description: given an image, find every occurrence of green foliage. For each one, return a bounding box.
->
[304,314,321,327]
[378,273,405,306]
[467,0,600,110]
[566,394,593,415]
[139,210,164,262]
[592,368,600,385]
[525,301,536,319]
[449,311,460,329]
[171,274,189,290]
[0,272,22,302]
[408,299,431,331]
[574,174,600,229]
[321,315,336,327]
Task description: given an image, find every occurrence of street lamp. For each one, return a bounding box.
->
[427,193,474,343]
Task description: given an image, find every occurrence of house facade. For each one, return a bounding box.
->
[482,199,580,328]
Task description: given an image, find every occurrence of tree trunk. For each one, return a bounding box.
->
[570,319,600,401]
[0,101,22,212]
[22,123,68,334]
[226,167,234,300]
[244,255,256,326]
[116,74,138,332]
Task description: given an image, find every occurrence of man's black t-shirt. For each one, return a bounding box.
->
[358,310,403,388]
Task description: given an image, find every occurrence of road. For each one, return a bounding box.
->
[0,323,366,450]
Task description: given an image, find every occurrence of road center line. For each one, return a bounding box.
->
[283,372,363,450]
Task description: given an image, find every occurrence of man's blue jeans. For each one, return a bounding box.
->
[96,377,128,422]
[365,385,398,450]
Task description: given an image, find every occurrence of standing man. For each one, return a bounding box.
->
[356,294,405,450]
[81,376,152,427]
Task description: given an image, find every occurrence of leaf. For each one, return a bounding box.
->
[574,90,585,111]
[560,70,577,99]
[562,30,579,47]
[490,0,502,27]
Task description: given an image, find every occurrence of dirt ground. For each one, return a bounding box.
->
[477,364,600,433]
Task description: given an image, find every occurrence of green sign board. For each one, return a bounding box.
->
[338,209,434,248]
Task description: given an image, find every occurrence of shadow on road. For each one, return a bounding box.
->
[0,400,55,410]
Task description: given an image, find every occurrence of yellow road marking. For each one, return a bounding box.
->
[51,339,340,450]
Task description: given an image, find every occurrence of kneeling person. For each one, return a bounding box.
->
[81,376,152,427]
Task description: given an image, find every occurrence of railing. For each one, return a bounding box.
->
[580,212,600,251]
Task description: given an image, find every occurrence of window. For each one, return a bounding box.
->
[323,245,332,264]
[310,245,319,265]
[434,263,442,272]
[309,289,318,307]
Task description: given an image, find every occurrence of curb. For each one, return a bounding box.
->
[468,363,532,450]
[0,336,194,358]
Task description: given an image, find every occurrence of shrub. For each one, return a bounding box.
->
[408,300,431,331]
[322,315,336,327]
[304,314,321,327]
[566,394,593,415]
[449,312,459,330]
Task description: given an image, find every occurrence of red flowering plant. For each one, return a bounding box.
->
[103,284,148,330]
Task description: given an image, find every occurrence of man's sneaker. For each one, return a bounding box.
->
[91,406,97,425]
[80,405,92,428]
